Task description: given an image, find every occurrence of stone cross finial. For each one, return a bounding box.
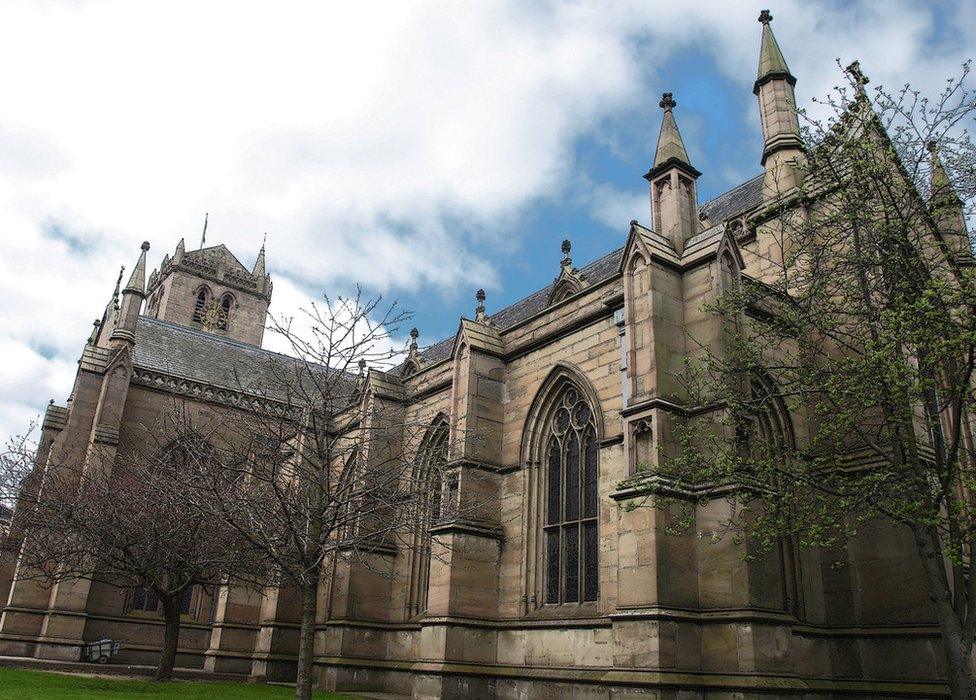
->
[659,92,677,112]
[561,239,572,267]
[358,358,367,375]
[475,289,487,322]
[758,9,772,24]
[846,60,870,89]
[409,327,419,350]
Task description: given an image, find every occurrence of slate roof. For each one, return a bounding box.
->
[699,174,763,224]
[133,175,765,381]
[133,316,332,401]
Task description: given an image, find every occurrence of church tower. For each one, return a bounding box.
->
[144,239,272,346]
[754,10,805,197]
[644,92,700,254]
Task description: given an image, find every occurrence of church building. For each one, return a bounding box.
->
[0,12,962,699]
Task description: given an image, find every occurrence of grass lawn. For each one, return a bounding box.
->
[0,667,356,699]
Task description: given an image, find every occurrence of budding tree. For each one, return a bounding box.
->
[631,63,976,697]
[2,407,260,680]
[192,291,472,700]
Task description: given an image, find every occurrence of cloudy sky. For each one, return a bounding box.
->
[0,0,973,440]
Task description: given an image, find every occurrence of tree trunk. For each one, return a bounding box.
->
[154,594,182,681]
[912,524,976,699]
[294,571,320,700]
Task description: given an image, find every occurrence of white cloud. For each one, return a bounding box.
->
[0,0,971,440]
[585,184,647,231]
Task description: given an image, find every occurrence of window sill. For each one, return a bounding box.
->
[522,601,601,621]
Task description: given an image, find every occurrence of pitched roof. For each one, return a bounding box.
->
[699,175,763,224]
[414,174,764,366]
[133,175,764,383]
[133,316,331,402]
[184,244,251,275]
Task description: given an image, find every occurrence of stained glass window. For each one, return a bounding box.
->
[543,384,599,604]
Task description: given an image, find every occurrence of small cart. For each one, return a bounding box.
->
[81,638,124,664]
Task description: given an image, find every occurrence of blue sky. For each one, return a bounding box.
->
[0,1,973,439]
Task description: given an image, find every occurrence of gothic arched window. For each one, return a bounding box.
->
[218,293,234,331]
[544,385,599,604]
[407,417,449,618]
[744,371,802,618]
[128,585,201,618]
[192,287,210,323]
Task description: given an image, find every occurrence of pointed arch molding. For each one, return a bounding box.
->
[406,412,451,618]
[716,222,746,272]
[519,362,604,468]
[547,276,583,305]
[414,412,450,474]
[519,362,604,612]
[749,370,795,451]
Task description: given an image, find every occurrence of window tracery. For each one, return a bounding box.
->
[191,287,233,332]
[543,385,599,604]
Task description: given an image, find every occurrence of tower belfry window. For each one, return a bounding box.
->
[192,289,209,323]
[218,294,233,331]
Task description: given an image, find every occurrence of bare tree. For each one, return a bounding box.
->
[4,408,262,680]
[632,63,976,697]
[192,291,472,700]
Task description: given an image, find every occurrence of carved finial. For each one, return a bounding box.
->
[846,60,869,89]
[630,219,638,226]
[561,239,572,267]
[758,9,772,24]
[926,140,938,154]
[659,92,677,112]
[409,327,419,350]
[358,358,367,375]
[87,318,101,345]
[48,398,54,406]
[141,241,151,252]
[112,265,125,299]
[475,289,487,322]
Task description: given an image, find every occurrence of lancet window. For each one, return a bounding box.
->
[192,287,210,324]
[407,417,449,617]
